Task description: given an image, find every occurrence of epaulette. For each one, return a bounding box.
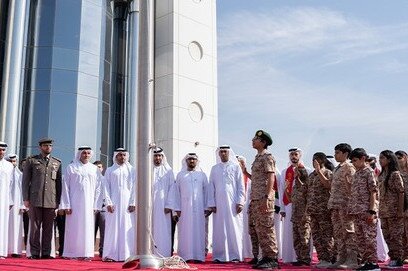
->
[24,155,35,161]
[51,156,62,162]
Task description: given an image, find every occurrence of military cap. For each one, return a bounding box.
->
[38,138,53,145]
[255,130,273,146]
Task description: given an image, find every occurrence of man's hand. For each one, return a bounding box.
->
[236,204,243,214]
[313,159,321,171]
[280,211,286,218]
[107,205,114,213]
[164,208,171,214]
[128,206,136,213]
[24,200,30,208]
[65,209,72,215]
[57,209,65,216]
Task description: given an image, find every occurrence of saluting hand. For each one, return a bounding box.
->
[313,159,321,171]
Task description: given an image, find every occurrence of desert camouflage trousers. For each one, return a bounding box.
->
[311,214,335,262]
[248,200,278,259]
[382,217,404,260]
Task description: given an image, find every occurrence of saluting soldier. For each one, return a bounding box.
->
[22,138,62,259]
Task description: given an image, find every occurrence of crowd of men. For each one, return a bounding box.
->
[0,129,408,271]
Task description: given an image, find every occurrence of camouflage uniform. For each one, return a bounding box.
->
[348,166,378,264]
[290,167,311,263]
[307,168,334,262]
[378,171,404,261]
[248,205,259,258]
[249,152,278,259]
[401,170,408,259]
[327,162,356,260]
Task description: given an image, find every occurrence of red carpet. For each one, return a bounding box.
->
[0,254,405,270]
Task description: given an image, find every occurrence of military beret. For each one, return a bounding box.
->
[255,130,273,146]
[38,138,53,145]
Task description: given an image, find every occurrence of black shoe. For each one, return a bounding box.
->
[248,257,258,265]
[41,255,54,259]
[28,255,40,259]
[11,254,22,258]
[253,257,279,270]
[356,262,380,271]
[213,259,223,264]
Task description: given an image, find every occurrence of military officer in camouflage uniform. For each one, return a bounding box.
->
[22,138,62,259]
[291,165,311,266]
[243,130,278,270]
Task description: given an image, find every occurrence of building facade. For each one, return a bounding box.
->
[0,0,218,172]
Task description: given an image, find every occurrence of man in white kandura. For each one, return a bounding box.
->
[208,145,245,263]
[7,154,25,257]
[103,148,136,262]
[0,142,14,259]
[152,147,175,257]
[59,146,102,260]
[173,153,209,263]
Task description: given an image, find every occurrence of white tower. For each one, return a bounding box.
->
[154,0,218,173]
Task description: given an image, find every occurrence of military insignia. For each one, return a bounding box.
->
[257,131,263,136]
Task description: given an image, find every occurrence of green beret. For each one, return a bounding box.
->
[255,130,272,146]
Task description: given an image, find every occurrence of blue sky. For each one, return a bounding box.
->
[216,1,408,169]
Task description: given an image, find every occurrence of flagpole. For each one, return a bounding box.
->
[135,0,159,268]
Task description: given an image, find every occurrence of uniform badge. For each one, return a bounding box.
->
[257,131,263,136]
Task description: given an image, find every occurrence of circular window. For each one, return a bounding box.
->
[188,102,204,122]
[188,41,203,61]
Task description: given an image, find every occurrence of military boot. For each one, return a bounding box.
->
[327,253,347,269]
[338,250,359,269]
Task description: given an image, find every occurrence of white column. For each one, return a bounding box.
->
[0,0,28,152]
